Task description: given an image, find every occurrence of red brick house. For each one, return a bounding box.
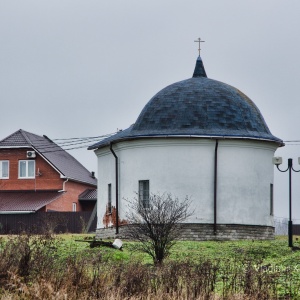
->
[0,129,97,213]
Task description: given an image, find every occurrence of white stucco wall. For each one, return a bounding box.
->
[217,140,277,226]
[95,138,278,229]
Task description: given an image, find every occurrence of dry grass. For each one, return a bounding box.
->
[0,233,299,299]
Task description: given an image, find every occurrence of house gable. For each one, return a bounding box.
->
[0,129,97,213]
[0,129,97,186]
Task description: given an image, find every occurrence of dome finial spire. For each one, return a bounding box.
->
[194,37,205,56]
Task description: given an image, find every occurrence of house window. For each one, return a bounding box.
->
[108,183,112,214]
[139,180,150,208]
[270,183,274,216]
[0,161,9,179]
[19,160,35,178]
[72,202,77,212]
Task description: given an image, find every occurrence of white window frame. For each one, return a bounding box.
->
[72,202,77,212]
[0,160,9,179]
[18,160,35,179]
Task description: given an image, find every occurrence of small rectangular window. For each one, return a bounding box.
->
[270,183,274,216]
[19,160,35,178]
[0,161,9,179]
[139,180,150,208]
[72,202,77,212]
[108,183,112,214]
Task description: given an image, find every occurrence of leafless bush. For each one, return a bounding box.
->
[0,232,60,283]
[125,193,193,265]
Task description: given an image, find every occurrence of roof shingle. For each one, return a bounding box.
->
[78,189,97,201]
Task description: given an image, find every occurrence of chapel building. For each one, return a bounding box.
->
[89,55,283,240]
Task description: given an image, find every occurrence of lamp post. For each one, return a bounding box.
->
[273,157,300,247]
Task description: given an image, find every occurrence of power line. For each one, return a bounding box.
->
[35,134,300,154]
[31,134,115,150]
[283,140,300,146]
[34,132,117,154]
[41,144,98,153]
[52,134,116,142]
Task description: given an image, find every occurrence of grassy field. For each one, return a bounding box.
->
[1,233,300,299]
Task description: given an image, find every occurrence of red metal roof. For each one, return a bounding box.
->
[0,191,63,212]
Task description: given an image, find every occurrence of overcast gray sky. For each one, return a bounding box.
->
[1,0,300,222]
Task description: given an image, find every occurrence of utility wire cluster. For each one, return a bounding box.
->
[53,133,117,150]
[33,132,118,154]
[283,140,300,146]
[31,137,300,154]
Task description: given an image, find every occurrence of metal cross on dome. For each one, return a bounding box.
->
[194,38,205,56]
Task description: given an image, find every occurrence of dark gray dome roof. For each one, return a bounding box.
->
[89,57,282,150]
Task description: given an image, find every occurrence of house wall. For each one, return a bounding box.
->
[0,148,97,212]
[46,180,96,212]
[0,148,62,190]
[95,138,278,231]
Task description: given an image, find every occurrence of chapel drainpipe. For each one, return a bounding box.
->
[213,140,219,235]
[110,143,119,234]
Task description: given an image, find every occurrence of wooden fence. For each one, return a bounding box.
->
[0,211,97,234]
[293,224,300,236]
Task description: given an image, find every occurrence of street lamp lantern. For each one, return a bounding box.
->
[273,157,300,247]
[273,157,283,166]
